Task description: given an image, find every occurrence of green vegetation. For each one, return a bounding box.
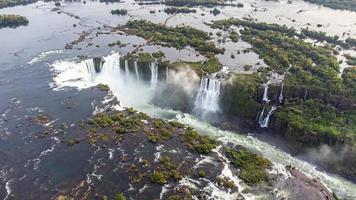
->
[114,193,126,200]
[0,14,29,29]
[237,20,341,92]
[66,138,80,146]
[211,18,356,49]
[88,113,115,128]
[167,196,181,200]
[164,7,197,14]
[137,52,154,62]
[346,38,356,47]
[198,169,206,177]
[169,121,185,128]
[149,156,182,185]
[344,54,356,66]
[243,64,252,71]
[165,0,225,6]
[168,61,204,76]
[304,0,356,12]
[149,171,167,185]
[111,9,128,15]
[108,40,127,48]
[229,30,239,42]
[300,28,352,49]
[0,0,37,8]
[181,129,216,154]
[202,57,222,74]
[148,134,160,143]
[220,74,261,121]
[97,83,110,91]
[216,176,235,188]
[226,148,272,185]
[165,58,223,76]
[276,99,356,138]
[152,51,165,59]
[342,67,356,98]
[210,18,297,36]
[123,20,224,57]
[211,8,220,16]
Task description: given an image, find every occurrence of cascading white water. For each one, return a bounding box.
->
[125,60,129,79]
[150,62,158,88]
[85,59,96,81]
[278,83,284,103]
[194,77,221,112]
[262,84,270,103]
[166,67,169,80]
[259,106,277,128]
[258,107,265,123]
[100,53,121,76]
[51,53,155,107]
[134,61,139,80]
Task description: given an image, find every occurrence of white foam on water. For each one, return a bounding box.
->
[213,146,255,200]
[139,184,149,193]
[4,179,13,200]
[154,144,164,163]
[29,136,60,170]
[51,59,96,90]
[193,155,216,169]
[28,49,64,64]
[174,113,356,199]
[159,183,171,199]
[108,148,115,160]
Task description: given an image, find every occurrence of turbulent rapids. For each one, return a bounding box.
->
[50,52,356,199]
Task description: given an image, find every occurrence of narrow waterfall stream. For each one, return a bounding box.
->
[125,60,129,79]
[150,62,158,88]
[279,83,284,103]
[262,84,270,103]
[134,61,139,80]
[259,106,277,128]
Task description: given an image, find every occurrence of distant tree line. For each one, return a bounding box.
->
[0,14,29,29]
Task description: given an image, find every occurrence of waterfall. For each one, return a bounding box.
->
[85,59,96,81]
[258,107,265,123]
[194,77,221,112]
[279,83,284,103]
[304,89,308,100]
[85,59,94,74]
[259,106,277,128]
[262,84,270,103]
[150,62,158,88]
[166,67,169,80]
[125,60,129,79]
[134,61,139,80]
